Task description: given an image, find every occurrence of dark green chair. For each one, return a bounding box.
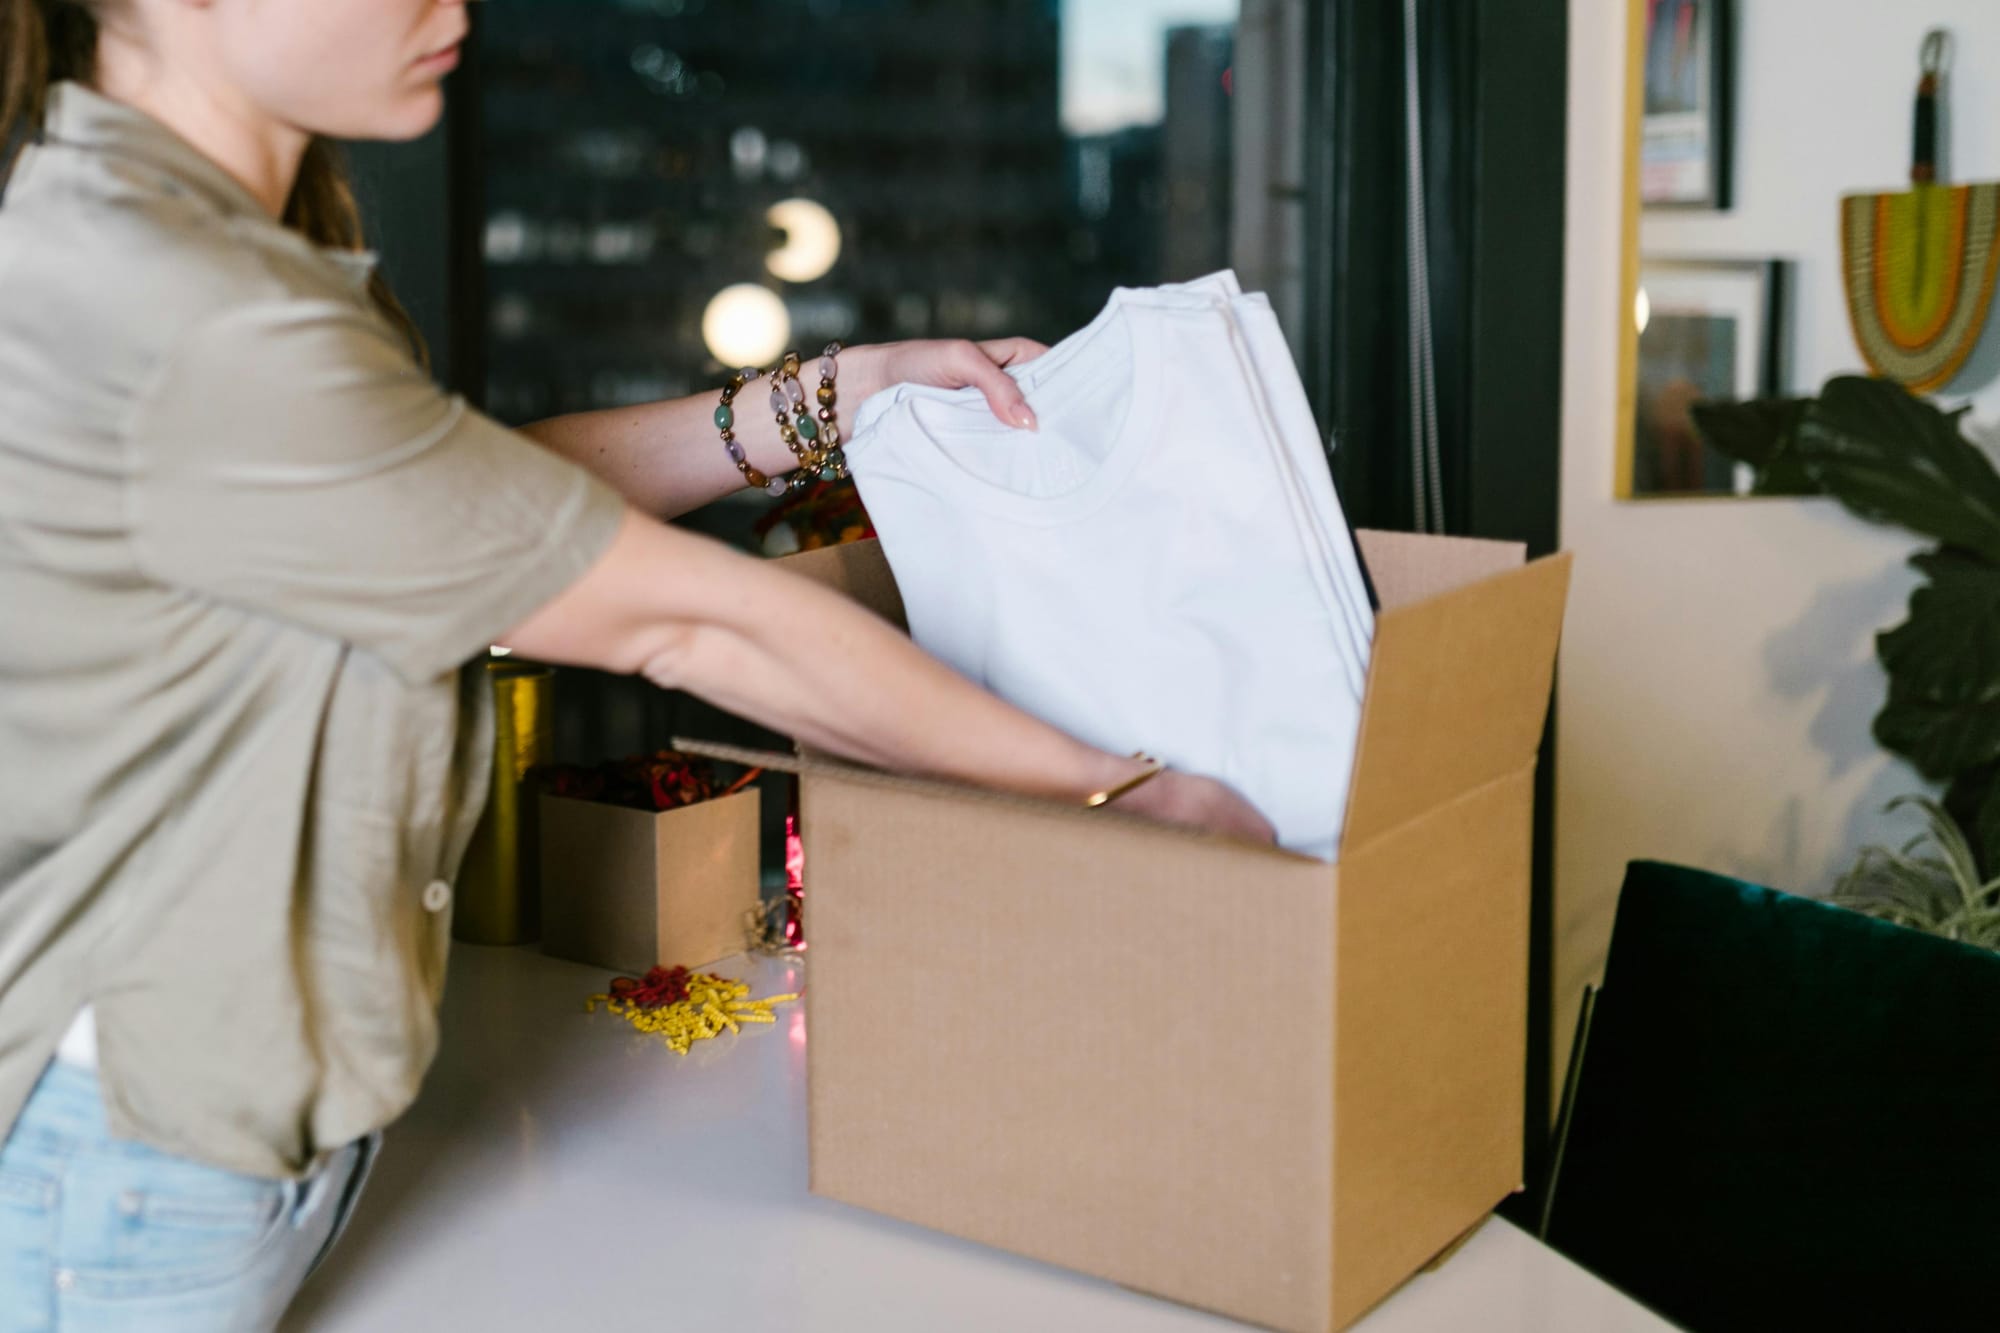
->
[1543,860,2000,1331]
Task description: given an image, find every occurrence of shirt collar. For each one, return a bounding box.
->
[41,82,379,290]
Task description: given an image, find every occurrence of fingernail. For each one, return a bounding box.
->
[1015,406,1039,431]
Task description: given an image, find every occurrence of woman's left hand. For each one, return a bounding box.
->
[841,338,1050,431]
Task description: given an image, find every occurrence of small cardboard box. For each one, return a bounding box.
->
[537,788,761,975]
[698,531,1570,1333]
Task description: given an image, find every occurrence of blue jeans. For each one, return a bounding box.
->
[0,1061,375,1332]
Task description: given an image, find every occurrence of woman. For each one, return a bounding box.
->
[0,0,1271,1327]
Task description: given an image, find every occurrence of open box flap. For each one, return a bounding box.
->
[673,737,1318,864]
[1340,551,1573,851]
[1355,530,1528,610]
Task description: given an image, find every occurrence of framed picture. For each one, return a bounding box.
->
[1640,0,1732,209]
[1623,258,1788,500]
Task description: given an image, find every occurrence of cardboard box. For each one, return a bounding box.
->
[691,531,1570,1333]
[537,788,761,975]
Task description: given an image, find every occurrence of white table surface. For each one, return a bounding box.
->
[286,946,1673,1332]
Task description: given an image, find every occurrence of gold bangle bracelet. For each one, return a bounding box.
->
[1085,753,1167,808]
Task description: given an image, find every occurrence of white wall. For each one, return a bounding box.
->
[1555,0,2000,1082]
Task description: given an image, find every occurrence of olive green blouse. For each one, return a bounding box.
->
[0,84,626,1177]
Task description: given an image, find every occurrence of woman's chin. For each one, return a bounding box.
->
[368,88,447,143]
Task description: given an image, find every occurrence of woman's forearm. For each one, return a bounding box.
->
[503,511,1137,804]
[670,571,1134,804]
[519,388,800,519]
[516,340,1031,519]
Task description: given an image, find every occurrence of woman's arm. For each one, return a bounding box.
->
[519,338,1046,520]
[501,510,1275,841]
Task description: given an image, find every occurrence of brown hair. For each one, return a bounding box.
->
[2,0,426,362]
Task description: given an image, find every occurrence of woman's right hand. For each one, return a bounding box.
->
[1115,768,1277,845]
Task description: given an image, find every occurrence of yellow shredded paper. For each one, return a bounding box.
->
[586,972,799,1055]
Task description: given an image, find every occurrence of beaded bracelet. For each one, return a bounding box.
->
[717,343,851,496]
[767,351,820,487]
[715,367,791,497]
[814,342,849,482]
[768,343,850,492]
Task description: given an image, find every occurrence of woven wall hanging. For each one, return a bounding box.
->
[1840,30,2000,394]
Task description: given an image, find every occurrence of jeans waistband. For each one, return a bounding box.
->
[12,1058,113,1143]
[14,1060,372,1186]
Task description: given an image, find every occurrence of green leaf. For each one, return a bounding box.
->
[1832,797,2000,955]
[1793,377,2000,562]
[1942,761,2000,872]
[1873,694,2000,780]
[1876,550,2000,700]
[1872,551,2000,779]
[1689,397,1819,495]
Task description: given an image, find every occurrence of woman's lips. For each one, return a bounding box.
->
[415,41,462,75]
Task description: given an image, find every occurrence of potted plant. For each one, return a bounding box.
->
[1694,376,2000,940]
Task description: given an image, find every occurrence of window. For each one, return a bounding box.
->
[474,0,1308,436]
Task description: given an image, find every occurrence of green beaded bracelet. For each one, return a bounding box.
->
[717,367,788,496]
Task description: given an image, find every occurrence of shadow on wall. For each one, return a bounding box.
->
[1728,532,1927,892]
[1762,560,1909,779]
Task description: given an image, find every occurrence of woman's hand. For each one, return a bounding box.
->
[841,338,1050,431]
[1114,768,1278,845]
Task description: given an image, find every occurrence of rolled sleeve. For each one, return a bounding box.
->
[127,300,626,681]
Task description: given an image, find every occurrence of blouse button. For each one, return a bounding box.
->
[421,880,453,913]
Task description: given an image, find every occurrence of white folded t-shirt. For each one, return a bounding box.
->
[847,276,1371,859]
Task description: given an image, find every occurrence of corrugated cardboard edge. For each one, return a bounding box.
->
[1417,1216,1491,1275]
